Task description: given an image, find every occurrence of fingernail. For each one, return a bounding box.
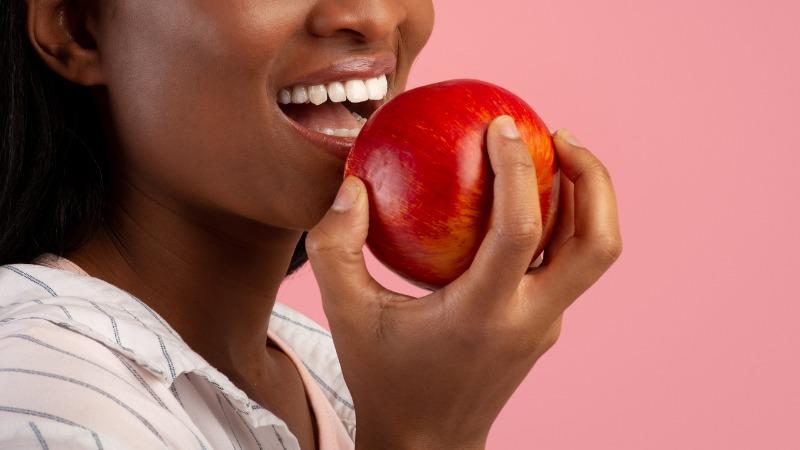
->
[497,116,520,139]
[557,129,583,147]
[332,177,360,212]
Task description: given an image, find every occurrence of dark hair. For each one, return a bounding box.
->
[0,1,309,276]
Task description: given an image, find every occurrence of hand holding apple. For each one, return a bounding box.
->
[305,112,623,448]
[345,79,560,290]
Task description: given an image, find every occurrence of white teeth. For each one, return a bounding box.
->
[332,129,350,137]
[345,79,369,103]
[316,125,364,138]
[365,77,383,100]
[281,75,387,136]
[280,74,389,105]
[326,81,347,103]
[291,85,308,104]
[278,89,291,104]
[351,111,367,122]
[378,74,388,96]
[307,84,327,105]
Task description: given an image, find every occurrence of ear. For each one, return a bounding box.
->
[26,0,104,86]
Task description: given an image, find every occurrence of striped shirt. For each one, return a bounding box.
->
[0,253,356,449]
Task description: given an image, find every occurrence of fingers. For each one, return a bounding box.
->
[541,166,575,267]
[446,115,542,307]
[525,129,623,317]
[554,130,620,243]
[305,176,386,321]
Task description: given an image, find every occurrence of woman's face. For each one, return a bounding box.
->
[90,0,434,230]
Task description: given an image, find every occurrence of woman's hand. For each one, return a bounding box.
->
[305,116,622,450]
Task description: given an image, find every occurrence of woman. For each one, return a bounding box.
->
[0,0,622,448]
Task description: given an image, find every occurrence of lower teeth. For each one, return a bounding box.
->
[312,110,368,137]
[317,127,362,137]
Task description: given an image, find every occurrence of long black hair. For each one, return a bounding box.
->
[0,1,309,276]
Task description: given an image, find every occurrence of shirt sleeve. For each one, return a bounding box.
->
[0,317,206,449]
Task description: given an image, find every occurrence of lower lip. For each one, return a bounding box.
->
[279,107,355,161]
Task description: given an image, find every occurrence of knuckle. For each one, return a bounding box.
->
[587,159,612,180]
[520,327,562,360]
[303,229,329,255]
[305,227,344,257]
[494,219,542,246]
[590,235,623,264]
[506,156,535,176]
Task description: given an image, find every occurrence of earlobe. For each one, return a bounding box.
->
[26,0,104,86]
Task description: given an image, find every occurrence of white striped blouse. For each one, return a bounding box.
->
[0,254,356,449]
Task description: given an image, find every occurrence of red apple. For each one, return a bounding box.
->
[345,79,559,291]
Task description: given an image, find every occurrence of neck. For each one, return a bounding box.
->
[66,175,303,378]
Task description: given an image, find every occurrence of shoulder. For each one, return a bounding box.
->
[0,264,207,449]
[270,302,356,437]
[0,317,206,449]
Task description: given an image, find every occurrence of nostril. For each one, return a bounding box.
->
[306,2,404,43]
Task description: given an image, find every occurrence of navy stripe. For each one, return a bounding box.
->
[207,380,250,417]
[302,362,354,410]
[0,298,73,321]
[126,293,180,339]
[271,312,332,338]
[28,421,49,450]
[0,368,165,446]
[2,266,57,296]
[86,300,132,352]
[0,333,156,400]
[157,335,177,380]
[52,303,74,320]
[208,378,252,415]
[31,298,74,320]
[11,260,178,340]
[111,358,208,450]
[114,361,208,450]
[157,334,184,407]
[110,352,169,409]
[216,393,242,450]
[118,304,157,335]
[271,425,288,450]
[0,333,206,449]
[169,379,182,405]
[221,395,264,450]
[0,405,103,450]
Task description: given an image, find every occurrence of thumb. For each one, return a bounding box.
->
[305,175,377,314]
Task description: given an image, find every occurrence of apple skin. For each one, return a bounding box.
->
[344,79,560,291]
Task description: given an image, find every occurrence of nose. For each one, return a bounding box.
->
[307,0,407,43]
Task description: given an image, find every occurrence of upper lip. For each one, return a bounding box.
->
[278,52,396,91]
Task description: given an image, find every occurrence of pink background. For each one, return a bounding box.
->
[279,1,800,448]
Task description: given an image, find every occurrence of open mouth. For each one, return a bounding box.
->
[276,75,389,140]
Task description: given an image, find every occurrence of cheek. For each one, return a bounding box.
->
[403,0,435,60]
[100,0,290,146]
[96,0,321,225]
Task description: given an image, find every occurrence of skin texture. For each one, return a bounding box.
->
[27,0,622,448]
[27,0,433,448]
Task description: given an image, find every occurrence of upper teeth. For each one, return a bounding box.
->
[278,74,388,105]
